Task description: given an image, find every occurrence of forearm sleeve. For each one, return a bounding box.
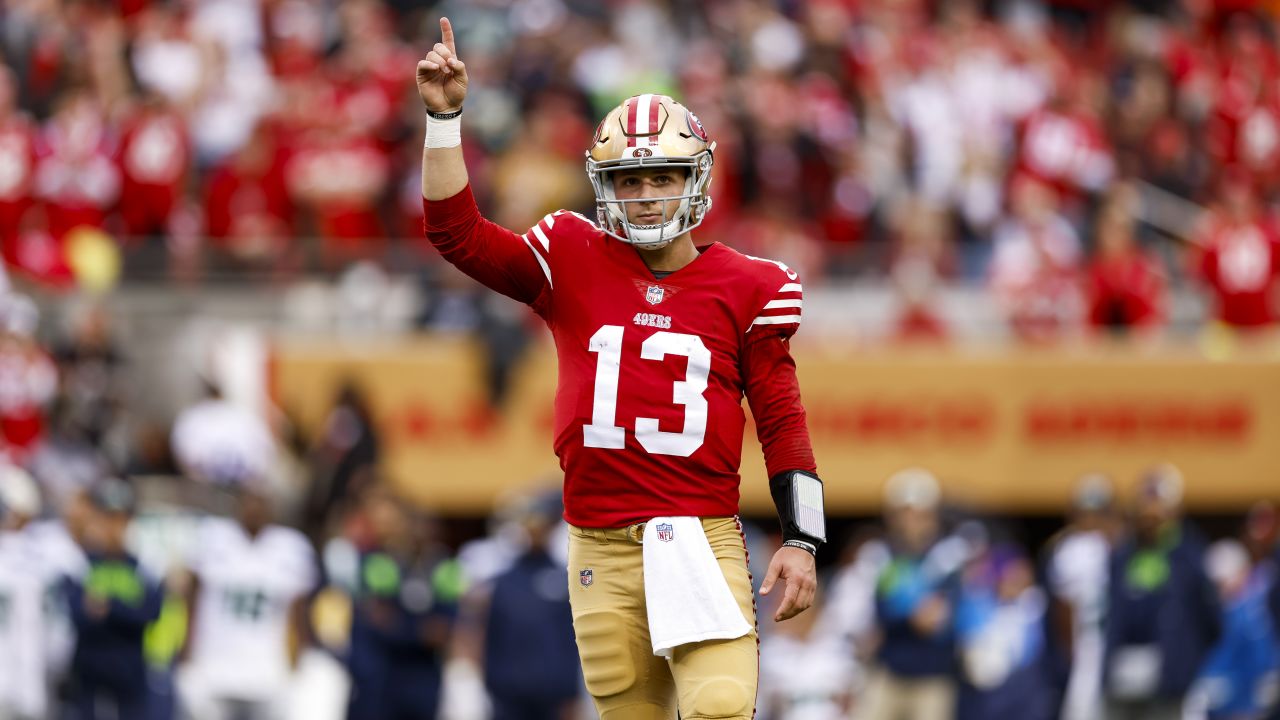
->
[743,335,816,478]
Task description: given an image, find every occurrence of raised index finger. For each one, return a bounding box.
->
[440,17,457,55]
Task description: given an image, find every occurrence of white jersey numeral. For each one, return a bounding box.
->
[583,325,710,456]
[584,325,626,449]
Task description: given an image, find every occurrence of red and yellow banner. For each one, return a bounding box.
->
[273,339,1280,514]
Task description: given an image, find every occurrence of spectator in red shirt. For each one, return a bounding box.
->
[117,94,188,241]
[990,174,1085,342]
[1015,67,1113,212]
[890,197,954,342]
[1205,15,1280,195]
[1194,173,1280,329]
[285,125,390,263]
[203,121,294,264]
[1086,189,1167,335]
[0,294,57,463]
[0,65,39,260]
[33,91,120,239]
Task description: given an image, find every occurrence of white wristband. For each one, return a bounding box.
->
[425,111,462,149]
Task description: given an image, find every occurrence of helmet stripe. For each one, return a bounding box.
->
[626,96,639,147]
[647,95,660,144]
[634,94,651,146]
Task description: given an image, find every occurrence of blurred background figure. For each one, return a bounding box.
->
[989,174,1084,343]
[63,478,162,720]
[116,92,189,244]
[0,64,38,271]
[177,483,316,720]
[0,465,51,720]
[304,381,380,543]
[759,581,857,720]
[1045,473,1120,720]
[1192,171,1280,333]
[0,293,57,463]
[170,375,275,490]
[476,491,579,720]
[345,484,462,720]
[1191,537,1278,720]
[34,301,124,504]
[815,528,889,716]
[1085,190,1168,338]
[201,120,295,268]
[1269,503,1280,720]
[954,542,1055,720]
[1104,465,1220,720]
[859,468,964,720]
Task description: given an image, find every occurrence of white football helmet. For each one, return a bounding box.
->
[585,94,715,249]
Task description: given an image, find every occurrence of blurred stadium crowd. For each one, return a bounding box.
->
[2,0,1280,718]
[0,0,1277,337]
[5,404,1280,720]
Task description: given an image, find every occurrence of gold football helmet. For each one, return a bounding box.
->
[585,94,715,249]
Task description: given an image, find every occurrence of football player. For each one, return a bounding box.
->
[418,18,824,720]
[177,484,317,720]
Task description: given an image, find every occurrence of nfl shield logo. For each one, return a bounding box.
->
[656,523,674,542]
[580,568,593,587]
[646,286,665,305]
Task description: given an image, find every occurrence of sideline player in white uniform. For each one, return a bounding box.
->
[177,484,316,720]
[0,466,88,720]
[0,466,51,720]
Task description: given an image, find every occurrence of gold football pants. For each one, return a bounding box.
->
[567,516,759,719]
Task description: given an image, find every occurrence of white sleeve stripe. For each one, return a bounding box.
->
[750,315,802,326]
[764,299,803,310]
[779,283,803,293]
[522,236,553,288]
[542,213,556,229]
[531,224,551,253]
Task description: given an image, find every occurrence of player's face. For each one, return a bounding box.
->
[238,490,272,533]
[890,506,939,552]
[612,167,688,228]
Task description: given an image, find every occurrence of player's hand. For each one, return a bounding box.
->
[760,545,817,622]
[417,17,468,113]
[84,595,109,620]
[910,594,950,636]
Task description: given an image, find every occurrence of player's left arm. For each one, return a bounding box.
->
[742,328,823,622]
[287,595,313,666]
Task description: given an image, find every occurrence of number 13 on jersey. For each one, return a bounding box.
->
[583,324,711,457]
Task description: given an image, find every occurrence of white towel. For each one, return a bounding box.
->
[642,517,752,657]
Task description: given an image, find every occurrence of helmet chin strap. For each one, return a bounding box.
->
[625,216,683,249]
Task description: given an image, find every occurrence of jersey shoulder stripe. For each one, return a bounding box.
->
[737,254,803,335]
[518,210,600,292]
[530,223,551,253]
[550,209,599,230]
[521,234,553,288]
[750,295,802,331]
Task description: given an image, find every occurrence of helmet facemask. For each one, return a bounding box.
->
[587,152,714,249]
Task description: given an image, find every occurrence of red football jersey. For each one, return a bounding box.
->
[425,188,816,527]
[1198,217,1280,328]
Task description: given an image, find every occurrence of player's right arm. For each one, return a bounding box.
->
[418,17,469,202]
[417,18,550,310]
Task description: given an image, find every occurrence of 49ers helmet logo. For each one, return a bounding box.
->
[633,147,653,158]
[686,110,708,141]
